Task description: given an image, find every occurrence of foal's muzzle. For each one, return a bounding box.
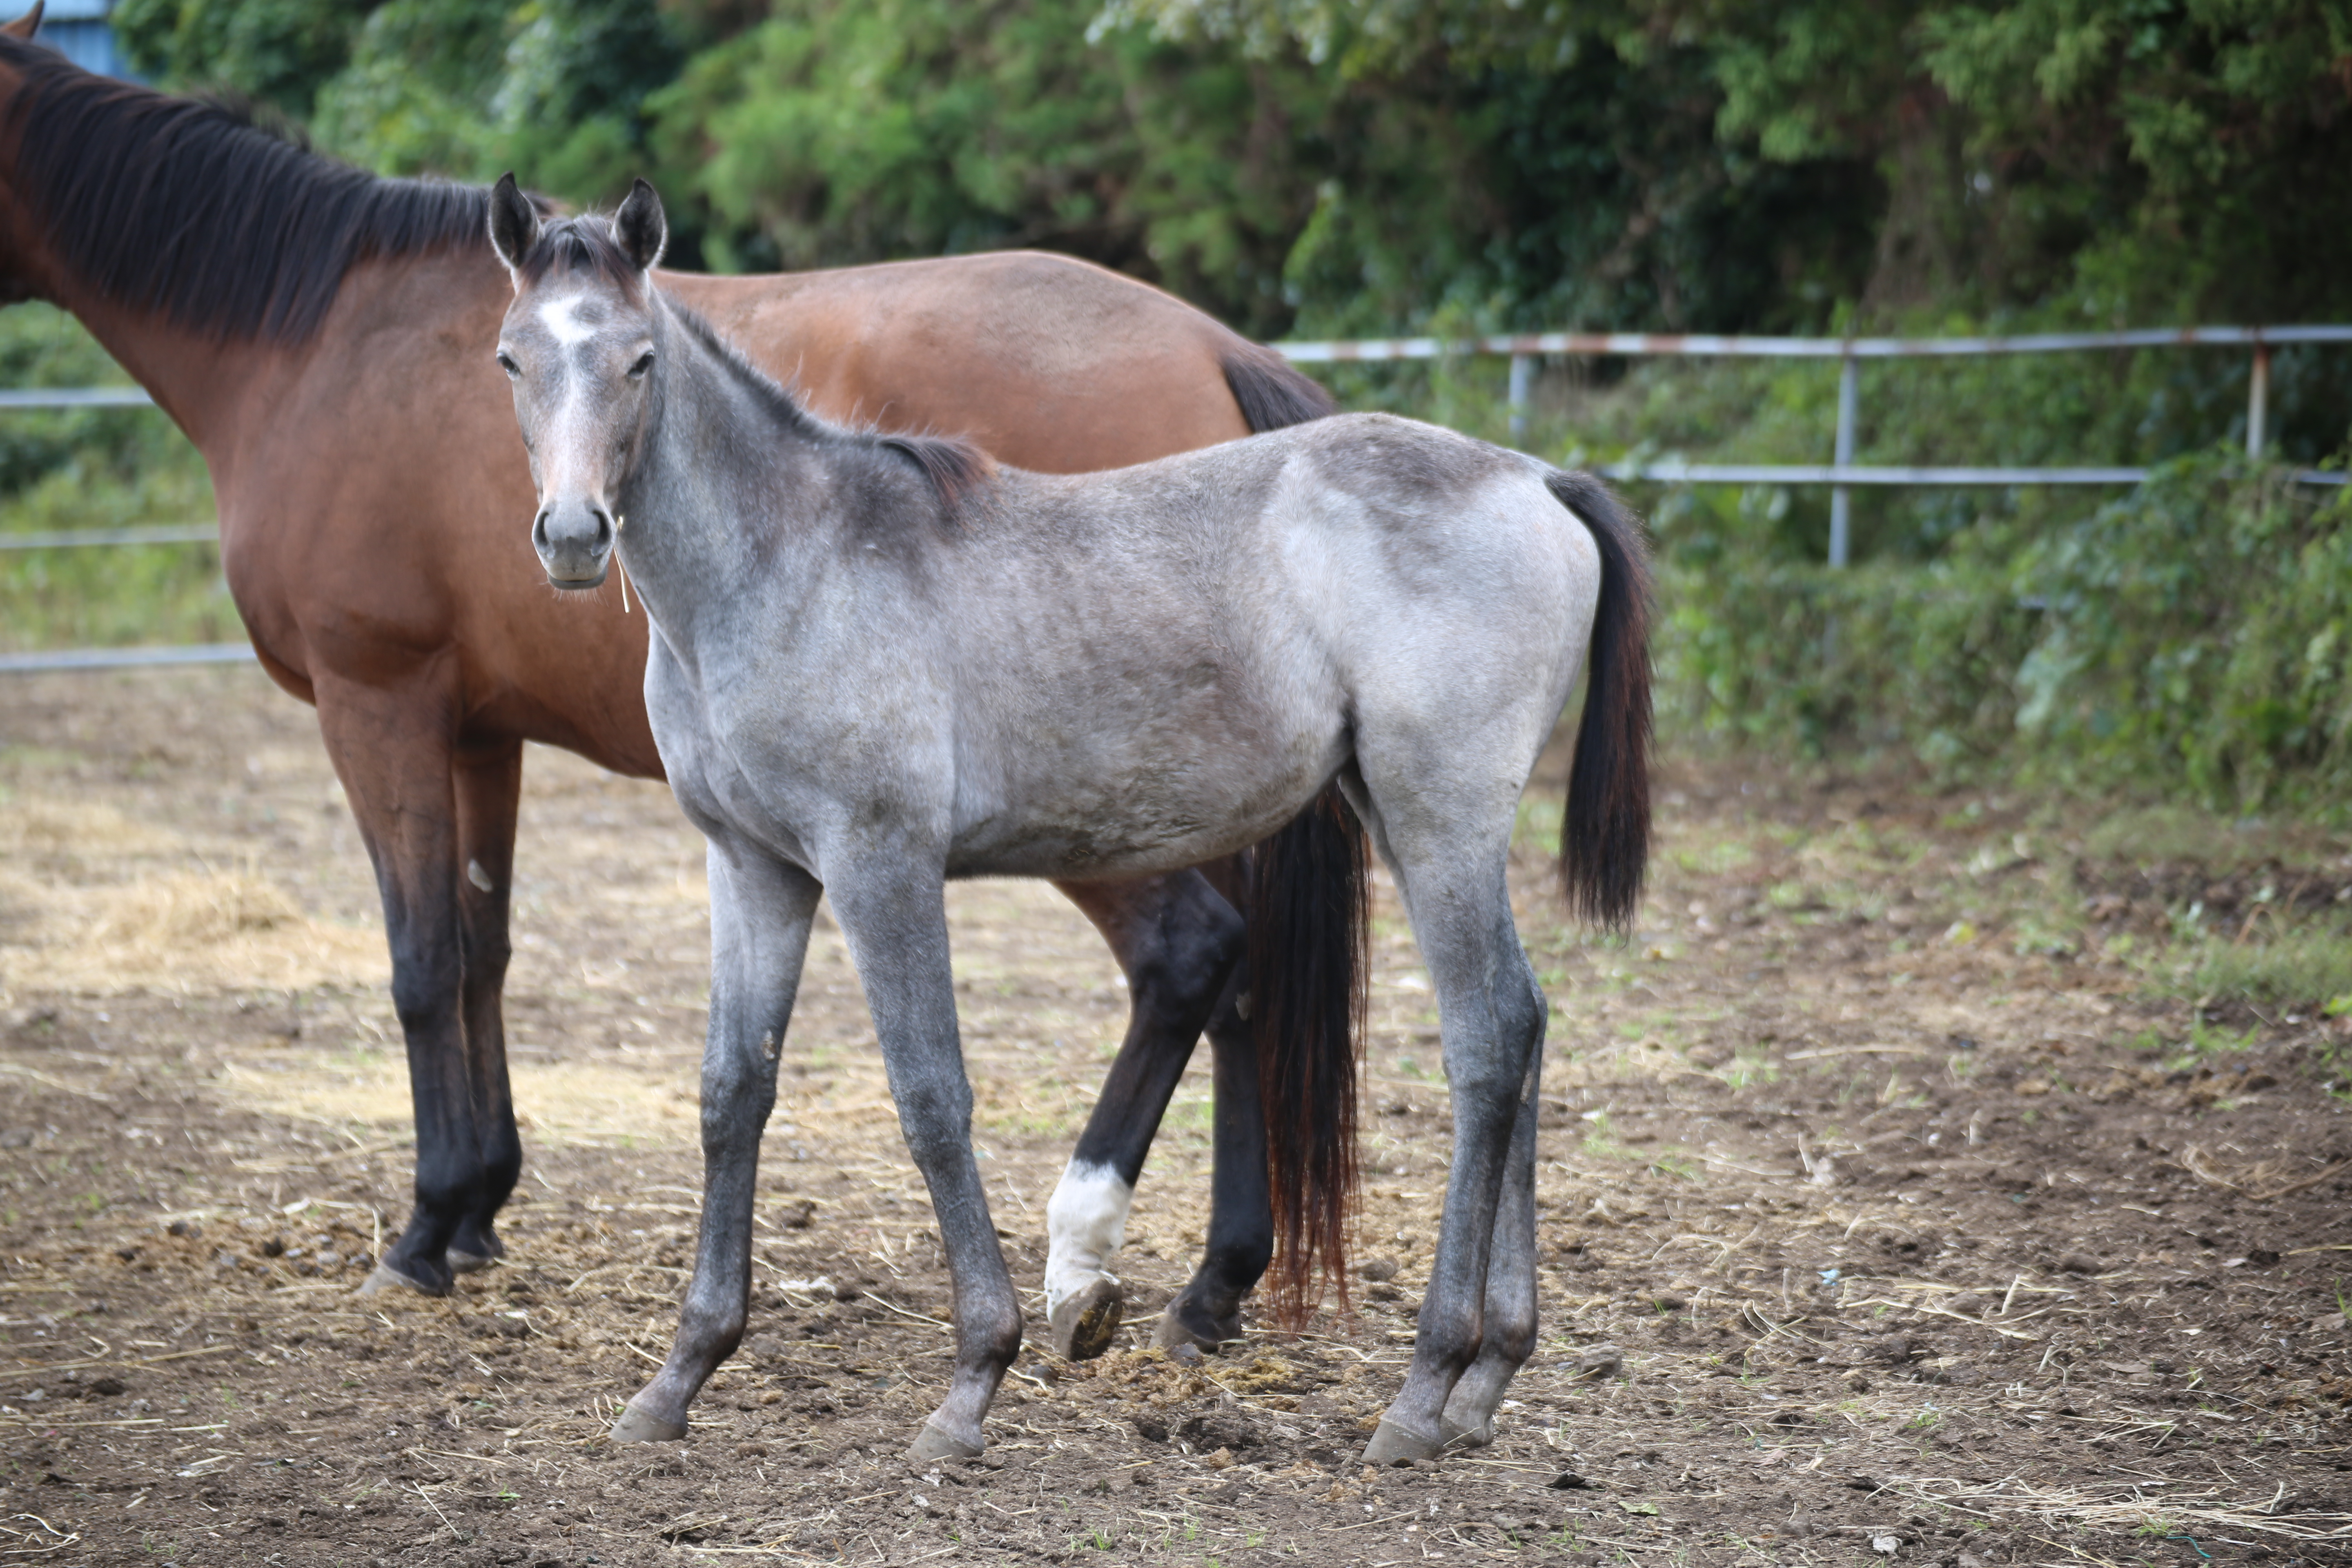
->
[533,499,615,589]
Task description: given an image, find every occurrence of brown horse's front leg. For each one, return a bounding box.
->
[448,738,525,1273]
[314,674,482,1297]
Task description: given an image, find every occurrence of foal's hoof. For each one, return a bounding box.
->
[610,1400,689,1444]
[905,1419,982,1463]
[446,1247,497,1275]
[1439,1414,1497,1450]
[1050,1278,1123,1361]
[1363,1417,1445,1466]
[355,1260,449,1298]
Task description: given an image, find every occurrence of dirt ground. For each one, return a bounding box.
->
[2,666,2350,1568]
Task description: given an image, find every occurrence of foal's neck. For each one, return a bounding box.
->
[614,294,844,640]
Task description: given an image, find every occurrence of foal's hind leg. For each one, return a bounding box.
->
[1355,829,1546,1466]
[1439,986,1546,1447]
[448,739,525,1274]
[1050,871,1245,1359]
[614,843,819,1442]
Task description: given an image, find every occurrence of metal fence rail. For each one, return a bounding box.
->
[6,321,2349,669]
[1274,321,2352,565]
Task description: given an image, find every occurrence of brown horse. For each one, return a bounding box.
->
[0,11,1366,1349]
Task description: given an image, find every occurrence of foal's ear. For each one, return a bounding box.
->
[2,2,45,40]
[614,178,667,274]
[487,173,541,281]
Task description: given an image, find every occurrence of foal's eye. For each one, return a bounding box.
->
[627,352,655,380]
[495,351,519,377]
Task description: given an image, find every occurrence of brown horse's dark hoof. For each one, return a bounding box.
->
[448,1221,506,1274]
[1152,1300,1241,1354]
[1050,1277,1123,1361]
[355,1261,449,1297]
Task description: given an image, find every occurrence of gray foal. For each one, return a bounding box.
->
[486,178,1652,1465]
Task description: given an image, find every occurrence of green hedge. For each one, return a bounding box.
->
[1654,451,2352,815]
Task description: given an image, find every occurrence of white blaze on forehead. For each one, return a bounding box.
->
[539,292,600,347]
[1043,1158,1134,1314]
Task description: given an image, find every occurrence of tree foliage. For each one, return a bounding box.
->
[82,0,2352,803]
[108,0,1891,336]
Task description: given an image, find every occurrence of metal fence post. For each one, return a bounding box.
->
[1507,352,1532,447]
[2247,341,2271,458]
[1828,352,1857,567]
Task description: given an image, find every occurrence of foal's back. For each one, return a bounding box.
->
[910,414,1601,878]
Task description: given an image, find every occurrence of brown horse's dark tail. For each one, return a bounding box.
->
[1221,345,1336,432]
[1227,337,1356,1328]
[1247,784,1368,1328]
[1546,470,1655,930]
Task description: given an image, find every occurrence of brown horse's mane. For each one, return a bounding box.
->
[517,213,995,520]
[0,36,489,344]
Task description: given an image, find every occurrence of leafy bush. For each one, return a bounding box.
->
[1649,448,2352,817]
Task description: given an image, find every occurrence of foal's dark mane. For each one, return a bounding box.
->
[0,36,489,344]
[673,302,995,518]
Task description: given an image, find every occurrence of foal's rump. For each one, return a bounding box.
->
[936,426,1573,870]
[1271,416,1605,764]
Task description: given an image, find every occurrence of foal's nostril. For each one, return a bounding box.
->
[532,510,552,553]
[589,508,614,549]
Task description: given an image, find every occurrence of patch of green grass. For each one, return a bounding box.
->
[1579,1111,1631,1162]
[1668,835,1756,877]
[2188,920,2352,1008]
[1713,1047,1779,1090]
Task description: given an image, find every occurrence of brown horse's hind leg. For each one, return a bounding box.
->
[314,676,482,1296]
[1050,870,1246,1358]
[448,739,525,1273]
[1153,979,1272,1352]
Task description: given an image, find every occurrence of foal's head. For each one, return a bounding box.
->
[487,174,668,590]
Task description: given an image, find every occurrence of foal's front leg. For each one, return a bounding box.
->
[829,860,1024,1461]
[613,844,820,1442]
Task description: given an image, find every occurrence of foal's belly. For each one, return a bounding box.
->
[943,715,1346,881]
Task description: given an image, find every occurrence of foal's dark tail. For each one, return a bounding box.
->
[1546,469,1654,930]
[1225,341,1363,1328]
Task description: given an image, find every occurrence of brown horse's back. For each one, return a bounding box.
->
[670,251,1263,473]
[224,247,1295,779]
